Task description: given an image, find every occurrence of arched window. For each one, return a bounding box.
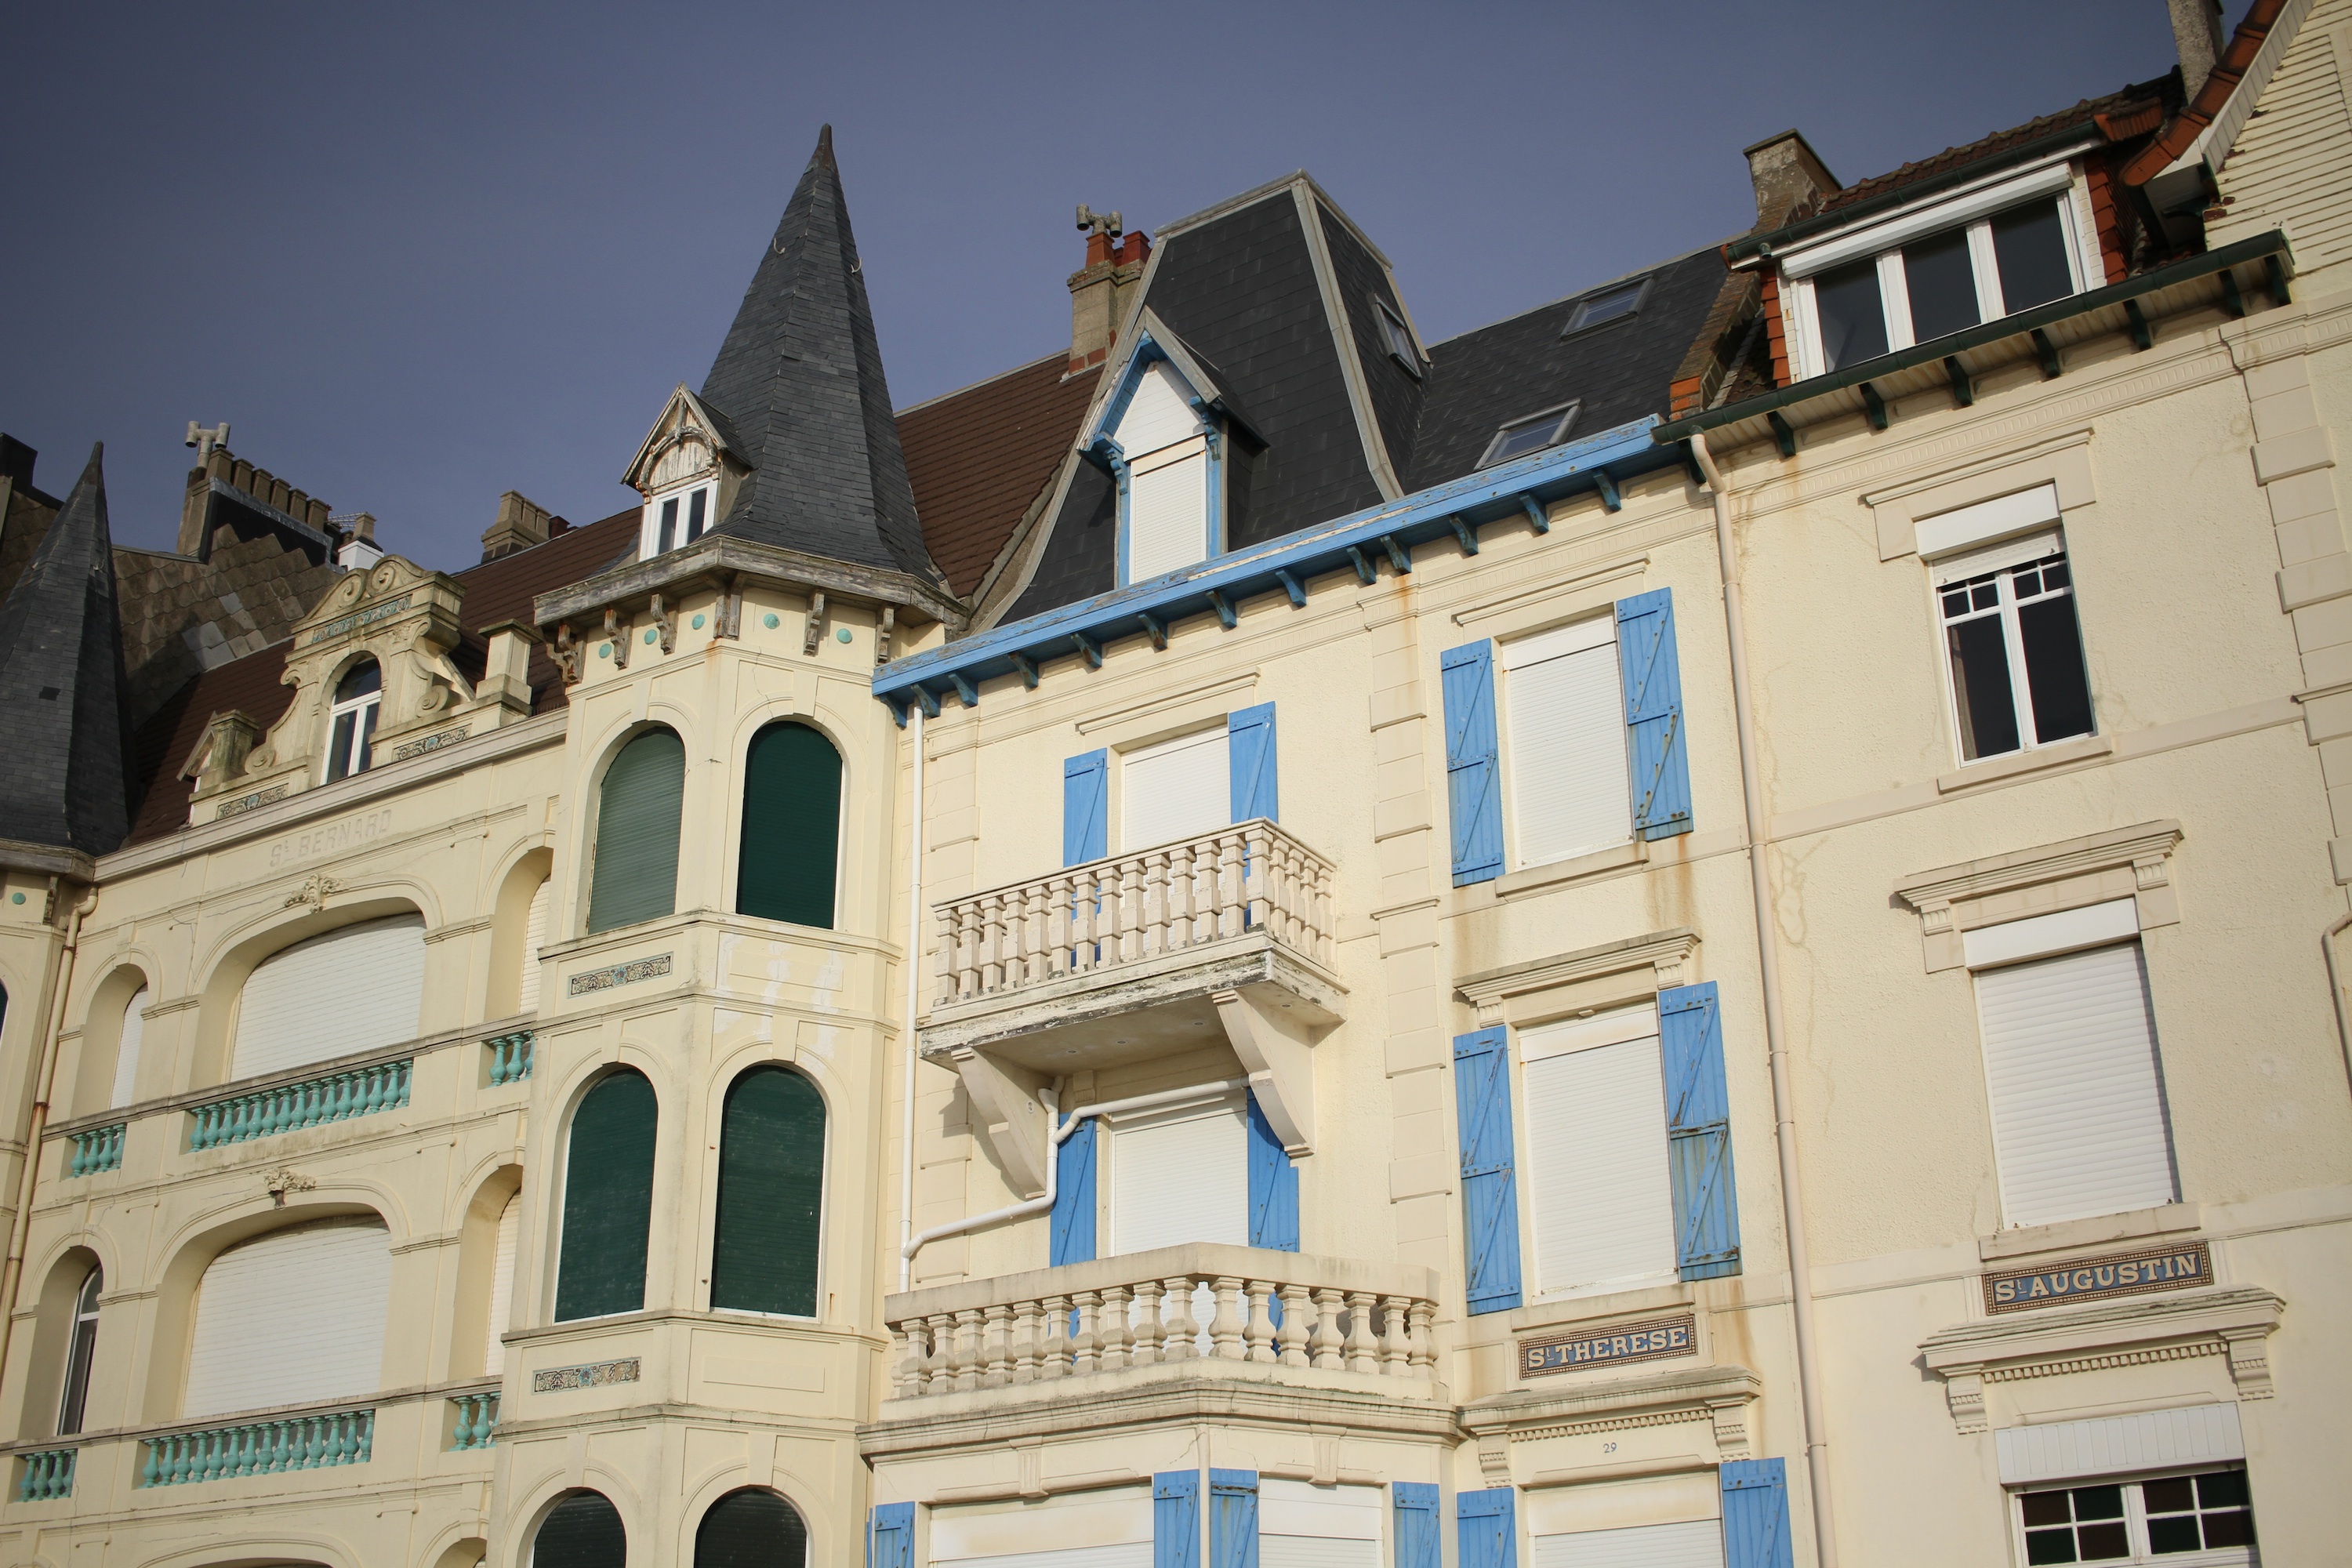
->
[555,1071,657,1321]
[736,721,841,929]
[484,1192,520,1374]
[535,1490,626,1568]
[587,729,686,934]
[184,1217,390,1417]
[111,985,147,1108]
[56,1267,100,1436]
[695,1488,808,1567]
[710,1068,824,1317]
[233,913,426,1080]
[326,659,383,782]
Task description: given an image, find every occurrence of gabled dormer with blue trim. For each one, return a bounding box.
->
[1083,311,1261,588]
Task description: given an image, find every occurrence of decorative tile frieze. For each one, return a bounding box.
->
[213,785,288,820]
[532,1357,641,1393]
[390,725,469,761]
[566,953,673,996]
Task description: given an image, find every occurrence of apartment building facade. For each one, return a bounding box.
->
[0,3,2346,1565]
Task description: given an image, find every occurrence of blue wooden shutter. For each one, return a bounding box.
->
[1441,642,1504,885]
[1210,1470,1258,1568]
[1721,1460,1795,1568]
[1393,1483,1439,1568]
[1228,703,1279,822]
[867,1502,913,1568]
[1454,1027,1523,1314]
[1617,589,1693,840]
[1065,750,1109,866]
[1051,1117,1098,1266]
[1457,1487,1516,1568]
[1660,982,1741,1280]
[1155,1472,1200,1568]
[1246,1093,1298,1251]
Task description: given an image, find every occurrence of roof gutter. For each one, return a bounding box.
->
[2122,0,2294,186]
[1656,230,2293,446]
[873,417,1675,720]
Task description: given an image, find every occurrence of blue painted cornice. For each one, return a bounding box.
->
[872,416,1672,720]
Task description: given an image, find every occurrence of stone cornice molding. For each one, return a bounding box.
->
[1919,1285,2282,1434]
[0,837,94,883]
[1893,820,2183,972]
[1457,1363,1761,1479]
[533,533,964,637]
[1457,928,1698,1026]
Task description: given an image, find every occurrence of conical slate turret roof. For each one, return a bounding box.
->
[701,125,938,582]
[0,445,138,855]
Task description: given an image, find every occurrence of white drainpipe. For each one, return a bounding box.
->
[898,1077,1251,1290]
[897,708,925,1278]
[1691,429,1840,1568]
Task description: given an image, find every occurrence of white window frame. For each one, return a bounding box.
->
[2007,1466,2256,1567]
[1497,615,1632,870]
[638,479,715,561]
[1783,154,2097,379]
[1479,402,1582,470]
[325,665,381,783]
[1928,514,2092,767]
[57,1266,100,1435]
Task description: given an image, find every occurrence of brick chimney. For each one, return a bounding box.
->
[1742,131,1841,231]
[2166,0,2225,98]
[1067,205,1152,376]
[481,489,554,562]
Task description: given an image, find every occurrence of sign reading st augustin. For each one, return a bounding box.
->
[1981,1239,2212,1315]
[1519,1313,1696,1378]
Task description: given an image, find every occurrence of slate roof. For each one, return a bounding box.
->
[0,447,140,854]
[1818,75,2173,218]
[699,126,938,583]
[125,506,641,846]
[898,355,1101,597]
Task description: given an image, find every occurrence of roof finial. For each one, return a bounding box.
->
[814,122,835,167]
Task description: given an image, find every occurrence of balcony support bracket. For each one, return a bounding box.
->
[947,1047,1052,1201]
[1211,984,1320,1156]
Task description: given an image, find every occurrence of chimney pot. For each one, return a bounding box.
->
[1068,208,1150,376]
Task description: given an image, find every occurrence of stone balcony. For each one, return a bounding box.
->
[921,822,1345,1182]
[874,1243,1445,1427]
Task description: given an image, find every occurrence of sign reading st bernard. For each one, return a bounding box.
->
[1519,1313,1696,1378]
[1982,1240,2212,1315]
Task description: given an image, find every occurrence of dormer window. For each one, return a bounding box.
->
[325,659,381,782]
[1479,401,1581,469]
[1105,361,1221,586]
[1375,299,1423,377]
[1782,158,2093,377]
[641,481,713,561]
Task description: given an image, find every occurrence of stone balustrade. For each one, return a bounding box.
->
[884,1244,1439,1402]
[932,819,1334,1007]
[66,1124,123,1177]
[15,1448,73,1501]
[187,1059,412,1150]
[139,1408,373,1486]
[485,1030,536,1086]
[448,1391,500,1450]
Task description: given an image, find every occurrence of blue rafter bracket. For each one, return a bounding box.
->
[1520,494,1550,534]
[1345,545,1377,585]
[949,672,979,710]
[1379,534,1412,573]
[1207,589,1237,629]
[887,693,910,728]
[1446,514,1479,555]
[1592,470,1621,513]
[913,684,941,719]
[869,417,1668,711]
[1138,610,1169,650]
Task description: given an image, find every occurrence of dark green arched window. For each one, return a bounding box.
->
[587,728,685,935]
[535,1490,626,1568]
[710,1067,824,1316]
[695,1487,808,1567]
[736,721,841,929]
[555,1071,657,1322]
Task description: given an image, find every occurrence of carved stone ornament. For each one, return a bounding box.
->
[263,1168,318,1207]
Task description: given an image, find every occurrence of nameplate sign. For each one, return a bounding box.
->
[1519,1313,1696,1378]
[1983,1240,2212,1316]
[307,593,411,645]
[532,1357,641,1393]
[568,953,673,997]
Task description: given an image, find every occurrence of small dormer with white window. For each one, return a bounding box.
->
[622,385,753,562]
[1083,312,1261,588]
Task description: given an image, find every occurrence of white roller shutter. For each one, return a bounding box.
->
[1975,942,2176,1229]
[1532,1520,1725,1568]
[517,877,550,1014]
[484,1193,520,1375]
[1522,1007,1677,1297]
[1109,1099,1249,1254]
[933,1489,1152,1568]
[232,914,426,1081]
[183,1217,390,1418]
[1126,441,1211,583]
[1504,620,1632,868]
[1261,1480,1381,1568]
[111,986,147,1109]
[1122,728,1231,852]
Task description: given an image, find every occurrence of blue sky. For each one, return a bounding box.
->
[2,2,2204,568]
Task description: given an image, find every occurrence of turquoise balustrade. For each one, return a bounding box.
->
[448,1392,500,1449]
[486,1031,535,1086]
[187,1059,412,1150]
[66,1124,125,1177]
[16,1447,74,1501]
[140,1408,373,1486]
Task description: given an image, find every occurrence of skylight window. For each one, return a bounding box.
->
[1375,299,1423,377]
[1563,278,1649,335]
[1479,402,1581,468]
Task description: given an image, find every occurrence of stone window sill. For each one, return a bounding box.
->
[1936,733,2112,794]
[1977,1203,2201,1263]
[1495,837,1648,899]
